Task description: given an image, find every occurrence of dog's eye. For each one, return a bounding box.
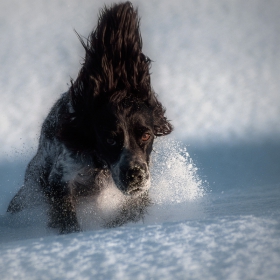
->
[141,133,151,141]
[107,138,116,146]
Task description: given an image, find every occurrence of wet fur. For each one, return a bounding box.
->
[7,2,172,234]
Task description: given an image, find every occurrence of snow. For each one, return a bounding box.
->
[1,0,280,279]
[1,216,280,280]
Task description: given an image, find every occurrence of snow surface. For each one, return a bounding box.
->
[1,0,280,279]
[1,216,280,280]
[1,139,280,280]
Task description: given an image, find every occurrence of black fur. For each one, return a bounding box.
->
[7,2,172,234]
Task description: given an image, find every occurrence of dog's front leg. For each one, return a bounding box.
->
[49,192,80,234]
[47,172,80,234]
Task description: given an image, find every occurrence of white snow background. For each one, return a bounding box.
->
[1,0,280,279]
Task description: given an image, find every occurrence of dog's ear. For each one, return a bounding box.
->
[70,1,152,112]
[152,100,173,137]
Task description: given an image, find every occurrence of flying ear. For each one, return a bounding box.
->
[153,102,173,137]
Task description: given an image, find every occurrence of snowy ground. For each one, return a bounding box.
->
[1,139,280,280]
[1,0,280,279]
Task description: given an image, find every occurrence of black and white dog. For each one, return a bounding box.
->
[7,2,172,234]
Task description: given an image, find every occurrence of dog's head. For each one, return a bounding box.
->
[91,96,155,194]
[59,2,172,195]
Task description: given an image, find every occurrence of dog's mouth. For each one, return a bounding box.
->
[125,186,145,195]
[116,178,150,196]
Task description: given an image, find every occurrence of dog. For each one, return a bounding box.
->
[7,2,172,234]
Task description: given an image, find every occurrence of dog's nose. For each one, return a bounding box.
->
[126,163,147,185]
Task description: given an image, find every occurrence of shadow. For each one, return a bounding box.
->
[187,140,280,192]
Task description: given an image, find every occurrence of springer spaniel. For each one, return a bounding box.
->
[7,2,172,234]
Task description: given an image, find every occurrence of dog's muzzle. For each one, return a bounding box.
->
[117,162,150,195]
